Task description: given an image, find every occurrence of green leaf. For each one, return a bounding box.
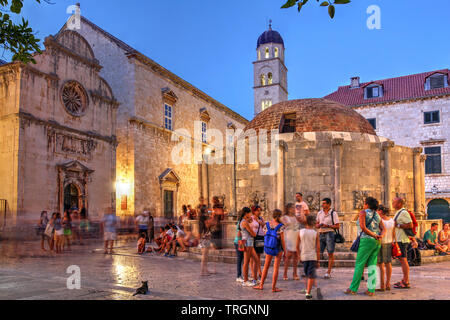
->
[298,2,303,12]
[320,1,329,6]
[334,0,350,4]
[328,4,335,18]
[281,0,297,8]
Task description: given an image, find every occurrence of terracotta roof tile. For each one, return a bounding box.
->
[324,69,450,107]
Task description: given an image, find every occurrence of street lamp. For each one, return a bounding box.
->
[431,185,438,195]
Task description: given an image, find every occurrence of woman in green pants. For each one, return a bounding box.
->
[345,197,385,296]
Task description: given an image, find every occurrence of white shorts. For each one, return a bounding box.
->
[104,232,117,241]
[55,229,64,236]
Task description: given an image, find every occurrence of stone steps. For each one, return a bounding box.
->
[177,247,450,268]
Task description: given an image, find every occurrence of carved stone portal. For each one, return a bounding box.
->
[57,160,94,213]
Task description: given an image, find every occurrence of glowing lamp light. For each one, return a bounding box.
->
[116,180,130,196]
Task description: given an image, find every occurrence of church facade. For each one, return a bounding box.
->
[0,30,118,226]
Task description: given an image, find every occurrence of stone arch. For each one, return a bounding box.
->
[55,30,96,61]
[427,199,450,223]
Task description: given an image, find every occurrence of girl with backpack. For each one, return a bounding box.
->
[253,209,285,293]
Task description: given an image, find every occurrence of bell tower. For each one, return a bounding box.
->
[253,21,288,116]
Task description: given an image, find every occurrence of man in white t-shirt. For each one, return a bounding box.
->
[316,198,340,279]
[295,192,310,228]
[392,197,413,289]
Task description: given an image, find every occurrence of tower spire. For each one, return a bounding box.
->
[269,19,272,30]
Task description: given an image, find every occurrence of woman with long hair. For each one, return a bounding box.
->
[345,197,384,296]
[38,211,51,251]
[233,208,247,283]
[240,207,259,287]
[53,212,63,254]
[281,203,300,281]
[253,209,285,292]
[251,205,265,279]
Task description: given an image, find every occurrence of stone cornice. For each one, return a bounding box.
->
[352,92,450,109]
[253,57,288,72]
[126,52,249,125]
[253,82,288,95]
[89,90,120,108]
[11,111,117,145]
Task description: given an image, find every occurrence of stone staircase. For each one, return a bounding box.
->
[177,244,450,268]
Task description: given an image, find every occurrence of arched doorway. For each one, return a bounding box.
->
[428,199,450,223]
[64,184,80,212]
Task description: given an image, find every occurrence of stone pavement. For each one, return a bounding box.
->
[0,240,449,300]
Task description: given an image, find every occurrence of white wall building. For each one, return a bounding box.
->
[325,70,450,222]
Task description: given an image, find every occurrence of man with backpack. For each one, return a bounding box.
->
[392,198,413,289]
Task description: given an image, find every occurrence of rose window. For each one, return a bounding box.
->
[61,81,87,116]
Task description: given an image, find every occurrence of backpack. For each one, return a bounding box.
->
[394,209,418,237]
[407,244,421,266]
[264,222,283,256]
[407,210,419,236]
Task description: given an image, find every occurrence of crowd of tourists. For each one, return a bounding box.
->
[233,194,449,300]
[36,193,449,299]
[37,208,89,253]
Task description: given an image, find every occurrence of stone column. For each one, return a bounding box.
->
[276,142,286,210]
[382,141,395,210]
[412,147,423,216]
[332,138,344,213]
[420,154,427,219]
[229,146,237,216]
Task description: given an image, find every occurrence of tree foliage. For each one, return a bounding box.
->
[281,0,351,19]
[0,0,48,64]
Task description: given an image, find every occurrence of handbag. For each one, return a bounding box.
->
[331,211,345,244]
[238,240,245,252]
[392,241,402,258]
[350,211,376,253]
[254,219,265,248]
[44,223,54,238]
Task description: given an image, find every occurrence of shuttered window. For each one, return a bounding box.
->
[425,147,442,174]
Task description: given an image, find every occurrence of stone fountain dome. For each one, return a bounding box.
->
[244,98,377,135]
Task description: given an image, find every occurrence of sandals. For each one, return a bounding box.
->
[293,275,300,281]
[272,288,282,293]
[253,286,263,290]
[283,277,289,281]
[365,291,375,297]
[394,280,410,289]
[344,289,356,295]
[375,287,385,292]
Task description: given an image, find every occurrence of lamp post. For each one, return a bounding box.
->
[431,185,438,195]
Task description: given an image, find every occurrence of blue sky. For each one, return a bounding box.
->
[7,0,450,120]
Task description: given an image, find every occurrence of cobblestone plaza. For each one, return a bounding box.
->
[1,240,449,300]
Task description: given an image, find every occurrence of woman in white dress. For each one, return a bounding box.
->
[281,203,300,280]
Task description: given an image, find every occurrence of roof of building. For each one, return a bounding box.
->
[257,26,284,49]
[59,16,248,125]
[244,98,376,135]
[324,69,450,107]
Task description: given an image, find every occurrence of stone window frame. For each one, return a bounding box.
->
[265,47,270,59]
[423,110,440,125]
[164,103,173,131]
[60,80,89,117]
[161,87,178,131]
[424,145,443,175]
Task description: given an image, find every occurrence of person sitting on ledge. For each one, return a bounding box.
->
[423,223,449,255]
